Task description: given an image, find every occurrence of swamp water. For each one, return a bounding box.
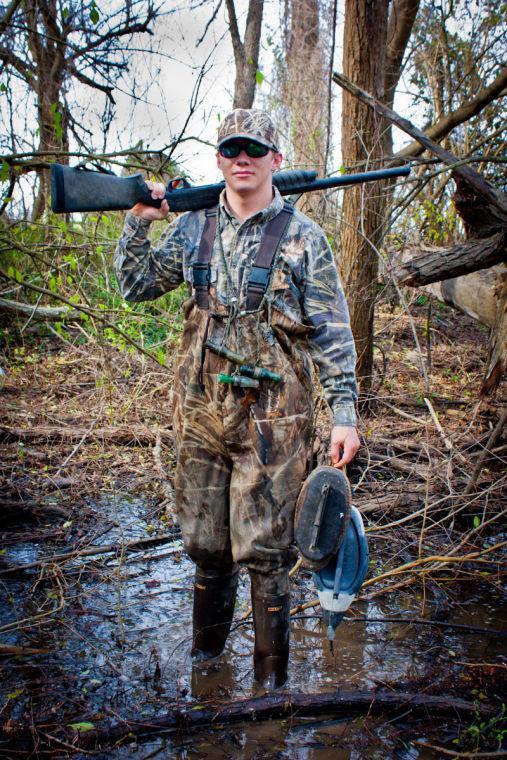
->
[0,495,505,758]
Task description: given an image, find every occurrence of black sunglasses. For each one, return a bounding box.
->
[218,139,270,158]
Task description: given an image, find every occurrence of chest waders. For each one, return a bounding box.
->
[173,202,315,689]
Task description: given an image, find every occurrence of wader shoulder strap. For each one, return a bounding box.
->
[246,202,294,311]
[192,207,217,309]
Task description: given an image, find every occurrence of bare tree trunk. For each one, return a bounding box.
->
[339,0,388,397]
[23,0,68,218]
[225,0,264,109]
[383,0,420,157]
[284,0,327,173]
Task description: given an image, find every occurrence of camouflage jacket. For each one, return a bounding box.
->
[114,187,358,426]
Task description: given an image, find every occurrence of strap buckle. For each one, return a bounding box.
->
[192,262,210,287]
[248,265,271,291]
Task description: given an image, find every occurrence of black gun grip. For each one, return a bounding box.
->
[135,177,163,209]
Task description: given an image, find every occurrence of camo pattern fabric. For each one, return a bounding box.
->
[217,108,280,151]
[114,187,358,426]
[169,294,314,586]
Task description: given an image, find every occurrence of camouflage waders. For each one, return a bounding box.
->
[172,289,315,595]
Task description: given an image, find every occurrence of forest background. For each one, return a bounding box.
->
[0,0,506,757]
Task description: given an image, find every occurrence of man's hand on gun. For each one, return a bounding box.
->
[131,180,169,220]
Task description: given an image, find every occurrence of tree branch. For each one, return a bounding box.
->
[394,231,507,285]
[332,70,507,218]
[0,297,83,321]
[69,17,156,61]
[0,43,36,82]
[395,66,507,159]
[0,0,23,35]
[384,0,420,106]
[225,0,245,68]
[73,691,493,749]
[69,64,116,103]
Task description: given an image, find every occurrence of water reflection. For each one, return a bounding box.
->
[0,494,504,759]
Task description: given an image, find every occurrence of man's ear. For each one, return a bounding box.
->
[271,152,283,172]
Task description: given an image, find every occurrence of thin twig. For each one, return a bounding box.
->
[464,407,507,494]
[0,533,181,576]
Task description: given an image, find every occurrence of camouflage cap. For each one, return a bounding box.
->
[217,108,280,152]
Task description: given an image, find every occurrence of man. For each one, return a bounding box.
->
[114,108,359,690]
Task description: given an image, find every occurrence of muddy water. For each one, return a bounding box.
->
[1,495,505,758]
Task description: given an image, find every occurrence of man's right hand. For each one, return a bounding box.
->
[130,180,169,221]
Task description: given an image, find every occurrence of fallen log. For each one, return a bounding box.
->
[69,690,494,749]
[424,265,507,394]
[0,297,83,321]
[395,231,507,286]
[0,425,173,446]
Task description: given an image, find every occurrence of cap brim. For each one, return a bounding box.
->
[217,133,278,151]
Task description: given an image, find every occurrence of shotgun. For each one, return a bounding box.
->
[50,163,411,214]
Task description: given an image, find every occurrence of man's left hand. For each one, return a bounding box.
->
[330,426,360,469]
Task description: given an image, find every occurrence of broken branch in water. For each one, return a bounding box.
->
[64,690,494,749]
[0,531,181,576]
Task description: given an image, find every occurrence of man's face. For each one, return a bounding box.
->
[216,139,282,197]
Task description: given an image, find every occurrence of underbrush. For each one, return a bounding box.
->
[0,211,187,365]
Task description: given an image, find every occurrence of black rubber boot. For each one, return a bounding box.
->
[191,569,238,661]
[251,583,290,690]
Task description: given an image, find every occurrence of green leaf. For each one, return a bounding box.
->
[63,253,77,271]
[7,688,24,699]
[473,515,480,528]
[50,102,63,142]
[62,7,69,19]
[90,2,100,24]
[255,70,264,86]
[7,265,22,283]
[68,722,95,733]
[0,83,6,93]
[0,161,9,181]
